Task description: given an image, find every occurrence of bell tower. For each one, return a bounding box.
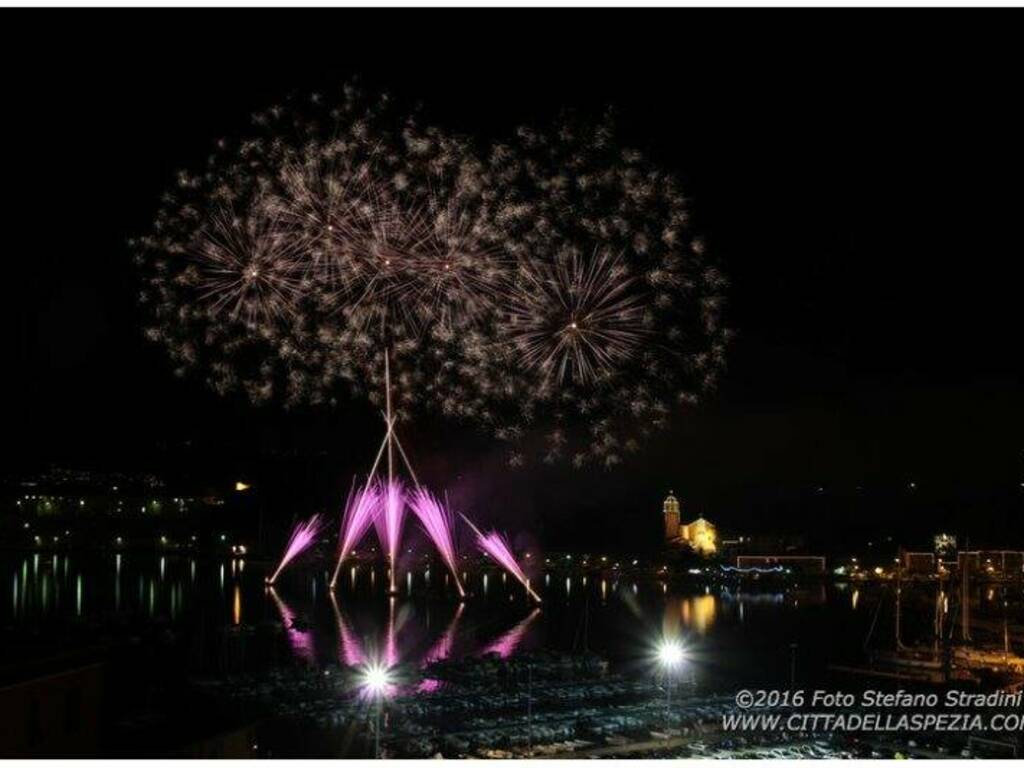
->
[663,491,681,542]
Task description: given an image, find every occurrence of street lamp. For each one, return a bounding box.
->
[361,662,393,758]
[657,638,686,717]
[658,638,685,669]
[362,663,392,695]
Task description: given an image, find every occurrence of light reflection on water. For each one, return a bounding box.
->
[1,553,892,690]
[480,607,541,659]
[268,586,316,665]
[678,593,716,635]
[115,554,122,611]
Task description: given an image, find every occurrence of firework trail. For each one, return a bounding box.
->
[373,480,407,593]
[330,481,381,588]
[460,513,541,603]
[268,513,323,585]
[407,488,465,597]
[481,608,541,659]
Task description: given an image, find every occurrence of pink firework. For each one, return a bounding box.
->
[374,480,407,593]
[408,488,465,597]
[330,482,382,588]
[268,513,323,584]
[467,519,541,604]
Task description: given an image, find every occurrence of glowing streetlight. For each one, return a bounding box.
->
[657,638,686,716]
[362,663,392,695]
[360,662,393,758]
[658,638,685,669]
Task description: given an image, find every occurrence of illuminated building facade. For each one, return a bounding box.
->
[663,491,717,556]
[680,517,718,555]
[663,491,681,541]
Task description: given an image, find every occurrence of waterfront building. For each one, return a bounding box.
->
[663,491,681,541]
[662,491,717,555]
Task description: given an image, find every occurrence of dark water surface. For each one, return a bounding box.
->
[1,551,890,691]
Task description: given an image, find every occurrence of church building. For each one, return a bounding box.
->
[663,490,718,556]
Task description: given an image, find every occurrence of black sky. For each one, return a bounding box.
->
[4,10,1023,547]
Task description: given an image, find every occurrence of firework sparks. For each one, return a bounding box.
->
[407,488,465,597]
[268,513,323,585]
[502,248,648,386]
[330,482,381,589]
[135,84,729,468]
[460,514,540,603]
[373,480,407,593]
[191,205,305,328]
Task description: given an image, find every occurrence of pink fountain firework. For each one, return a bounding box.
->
[330,482,382,588]
[267,513,323,584]
[374,480,408,593]
[408,488,465,597]
[461,513,541,603]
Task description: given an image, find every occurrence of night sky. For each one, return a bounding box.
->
[5,10,1023,549]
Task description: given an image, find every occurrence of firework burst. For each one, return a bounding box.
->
[190,205,306,327]
[134,84,729,468]
[502,247,648,386]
